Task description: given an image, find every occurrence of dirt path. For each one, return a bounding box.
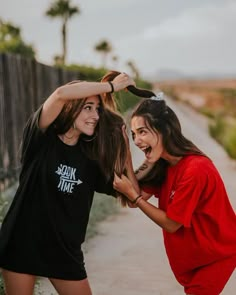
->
[38,98,236,294]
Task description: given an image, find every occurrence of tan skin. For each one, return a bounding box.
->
[113,116,198,295]
[113,117,196,294]
[113,116,183,233]
[2,73,135,295]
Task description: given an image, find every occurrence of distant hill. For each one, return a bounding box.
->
[154,78,236,115]
[149,69,236,82]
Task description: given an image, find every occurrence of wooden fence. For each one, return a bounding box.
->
[0,53,81,192]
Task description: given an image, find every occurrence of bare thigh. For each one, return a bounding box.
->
[50,277,92,295]
[2,269,36,295]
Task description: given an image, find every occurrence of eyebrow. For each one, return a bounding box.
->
[132,126,148,132]
[84,101,100,106]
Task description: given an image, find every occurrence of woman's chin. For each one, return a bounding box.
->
[84,131,95,137]
[145,153,159,163]
[145,154,153,163]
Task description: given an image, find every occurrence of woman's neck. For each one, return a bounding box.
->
[59,128,80,146]
[162,153,182,166]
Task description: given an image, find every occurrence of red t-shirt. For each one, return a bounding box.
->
[143,155,236,282]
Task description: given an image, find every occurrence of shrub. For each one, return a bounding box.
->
[209,116,236,159]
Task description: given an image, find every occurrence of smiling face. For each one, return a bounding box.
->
[131,116,165,163]
[74,95,101,137]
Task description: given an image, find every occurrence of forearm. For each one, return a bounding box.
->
[136,198,182,233]
[134,160,154,181]
[39,81,113,130]
[127,190,182,233]
[55,81,112,101]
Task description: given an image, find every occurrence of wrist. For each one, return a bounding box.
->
[107,81,114,93]
[135,195,143,206]
[130,194,143,205]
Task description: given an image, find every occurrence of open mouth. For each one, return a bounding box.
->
[142,146,152,156]
[86,122,97,127]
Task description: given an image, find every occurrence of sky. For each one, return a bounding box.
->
[1,0,236,80]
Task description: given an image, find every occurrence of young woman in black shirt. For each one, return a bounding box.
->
[0,72,138,294]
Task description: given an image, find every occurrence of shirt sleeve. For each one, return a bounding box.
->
[166,163,208,228]
[20,105,49,165]
[141,185,160,197]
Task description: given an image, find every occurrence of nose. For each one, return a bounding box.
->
[133,135,141,146]
[92,109,99,120]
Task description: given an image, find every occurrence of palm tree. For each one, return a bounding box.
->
[112,55,119,68]
[127,60,140,79]
[94,39,112,67]
[45,0,80,65]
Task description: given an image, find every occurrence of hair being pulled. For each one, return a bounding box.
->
[99,71,157,206]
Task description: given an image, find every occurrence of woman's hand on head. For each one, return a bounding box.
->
[112,73,135,92]
[113,173,137,199]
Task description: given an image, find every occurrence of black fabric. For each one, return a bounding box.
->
[0,105,113,279]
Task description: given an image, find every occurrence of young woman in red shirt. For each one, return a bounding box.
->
[114,95,236,295]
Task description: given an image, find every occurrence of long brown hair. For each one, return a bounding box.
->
[131,98,206,186]
[101,71,158,205]
[52,77,129,205]
[100,71,129,206]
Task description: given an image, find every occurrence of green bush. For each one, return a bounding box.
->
[223,126,236,159]
[218,88,236,116]
[85,193,119,242]
[209,116,236,159]
[209,116,226,140]
[199,107,216,119]
[64,64,107,81]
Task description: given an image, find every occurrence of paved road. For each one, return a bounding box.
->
[38,98,236,294]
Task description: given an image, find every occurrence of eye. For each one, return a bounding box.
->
[139,129,146,135]
[131,132,135,141]
[84,105,92,111]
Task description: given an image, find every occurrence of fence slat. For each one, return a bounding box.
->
[0,53,81,192]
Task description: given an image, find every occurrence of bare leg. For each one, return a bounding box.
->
[50,277,92,295]
[2,269,36,295]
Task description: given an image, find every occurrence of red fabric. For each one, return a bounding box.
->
[143,155,236,293]
[184,254,236,295]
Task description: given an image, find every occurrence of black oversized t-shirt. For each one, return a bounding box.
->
[0,105,113,279]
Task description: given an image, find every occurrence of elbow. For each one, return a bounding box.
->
[53,86,64,101]
[164,227,178,234]
[163,224,182,234]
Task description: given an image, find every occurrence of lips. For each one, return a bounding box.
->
[86,122,97,127]
[140,146,152,157]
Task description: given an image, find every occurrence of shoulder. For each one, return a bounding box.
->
[179,155,220,184]
[181,155,213,171]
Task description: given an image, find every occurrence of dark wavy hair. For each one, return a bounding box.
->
[131,98,206,186]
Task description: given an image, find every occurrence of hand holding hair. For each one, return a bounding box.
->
[101,70,156,98]
[113,173,138,202]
